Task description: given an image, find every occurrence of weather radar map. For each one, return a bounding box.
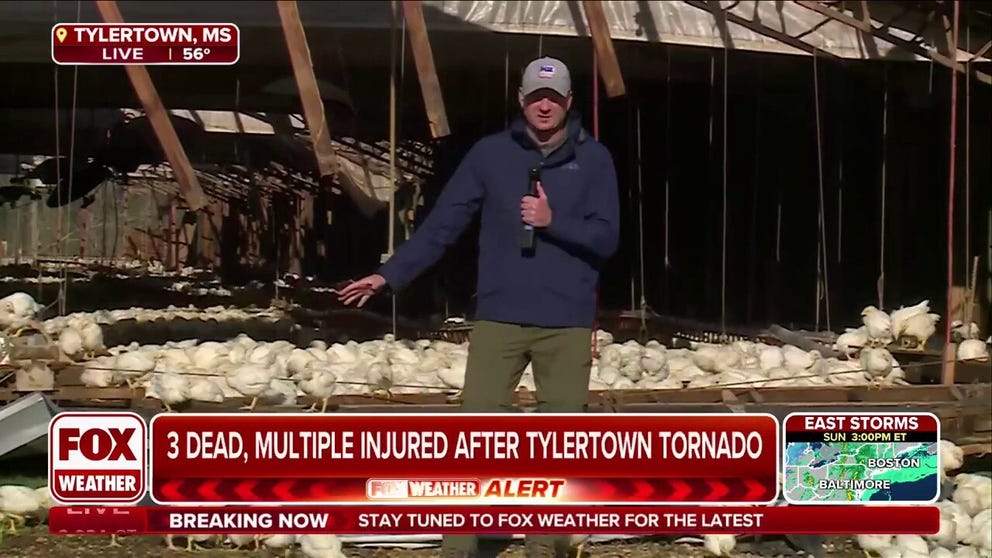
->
[782,413,939,504]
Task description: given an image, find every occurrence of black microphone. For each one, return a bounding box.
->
[521,168,540,250]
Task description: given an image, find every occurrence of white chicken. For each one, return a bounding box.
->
[57,327,85,360]
[890,300,930,341]
[79,320,105,357]
[929,501,959,549]
[856,534,893,558]
[893,534,930,558]
[861,306,893,347]
[965,509,991,551]
[703,534,736,556]
[0,292,44,333]
[939,440,964,480]
[300,366,338,413]
[901,312,940,350]
[226,363,279,411]
[149,372,190,412]
[113,351,157,387]
[835,326,869,358]
[189,377,225,403]
[260,533,297,558]
[299,534,346,558]
[758,345,785,370]
[859,347,894,387]
[0,484,45,534]
[952,474,992,516]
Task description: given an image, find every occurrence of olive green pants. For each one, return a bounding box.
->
[442,320,593,556]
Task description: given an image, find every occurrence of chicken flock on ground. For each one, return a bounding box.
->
[2,292,990,409]
[41,302,992,409]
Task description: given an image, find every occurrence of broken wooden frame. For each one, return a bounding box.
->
[94,0,208,212]
[276,0,332,274]
[276,0,338,180]
[581,0,626,98]
[401,1,451,138]
[794,0,992,85]
[682,0,842,59]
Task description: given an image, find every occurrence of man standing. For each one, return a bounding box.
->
[336,56,620,557]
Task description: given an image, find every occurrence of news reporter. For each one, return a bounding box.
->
[336,56,621,558]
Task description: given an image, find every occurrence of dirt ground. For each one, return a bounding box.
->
[0,526,866,558]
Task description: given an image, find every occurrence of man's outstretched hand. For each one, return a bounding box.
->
[333,274,387,307]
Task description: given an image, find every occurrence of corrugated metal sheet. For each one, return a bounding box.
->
[0,1,985,62]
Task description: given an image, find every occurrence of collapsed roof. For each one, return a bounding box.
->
[0,1,988,63]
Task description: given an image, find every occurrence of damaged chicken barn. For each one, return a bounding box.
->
[0,0,991,556]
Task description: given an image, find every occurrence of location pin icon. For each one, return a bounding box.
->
[56,27,67,43]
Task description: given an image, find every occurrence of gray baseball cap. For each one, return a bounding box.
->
[520,57,571,97]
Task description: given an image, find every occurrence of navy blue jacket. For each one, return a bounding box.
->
[378,113,620,328]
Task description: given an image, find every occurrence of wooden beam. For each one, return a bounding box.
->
[581,0,626,98]
[683,0,842,59]
[93,1,208,212]
[276,0,338,179]
[972,39,992,61]
[794,1,992,85]
[401,1,451,138]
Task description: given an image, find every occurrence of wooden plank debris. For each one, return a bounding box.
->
[93,0,209,211]
[581,0,626,97]
[683,0,842,59]
[401,1,451,138]
[794,1,992,85]
[276,0,339,180]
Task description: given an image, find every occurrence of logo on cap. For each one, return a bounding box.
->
[538,65,555,78]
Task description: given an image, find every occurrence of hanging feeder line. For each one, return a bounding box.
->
[746,62,762,324]
[963,19,971,299]
[720,33,729,334]
[813,48,832,333]
[878,65,889,311]
[636,100,647,339]
[388,0,399,336]
[628,96,636,312]
[664,48,672,274]
[945,0,961,346]
[836,71,845,266]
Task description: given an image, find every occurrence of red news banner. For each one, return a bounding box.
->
[149,414,780,505]
[48,504,938,536]
[51,24,239,65]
